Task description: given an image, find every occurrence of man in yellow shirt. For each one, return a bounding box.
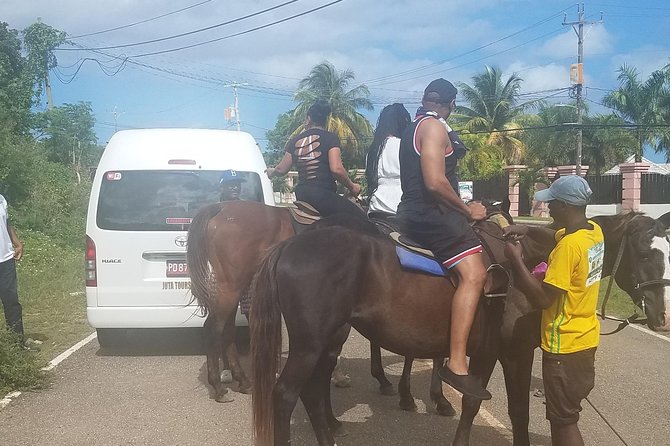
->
[504,175,603,446]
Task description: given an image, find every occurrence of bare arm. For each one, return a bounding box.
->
[505,242,562,309]
[328,147,360,195]
[266,152,293,178]
[503,224,556,246]
[7,223,23,261]
[418,119,472,218]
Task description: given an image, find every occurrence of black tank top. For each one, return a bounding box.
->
[397,112,460,214]
[285,128,340,192]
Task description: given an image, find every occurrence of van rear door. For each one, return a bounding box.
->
[93,169,264,307]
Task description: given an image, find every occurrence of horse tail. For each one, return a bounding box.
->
[250,241,286,446]
[186,203,223,315]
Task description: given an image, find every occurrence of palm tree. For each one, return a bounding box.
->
[292,61,373,164]
[453,66,528,165]
[520,103,578,167]
[581,114,636,174]
[602,64,670,162]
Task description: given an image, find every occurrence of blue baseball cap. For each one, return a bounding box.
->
[220,169,244,184]
[534,175,592,206]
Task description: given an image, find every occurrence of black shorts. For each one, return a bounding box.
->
[400,207,482,269]
[542,347,596,426]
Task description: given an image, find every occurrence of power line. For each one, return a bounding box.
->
[60,0,301,50]
[361,6,573,85]
[380,27,566,86]
[128,0,346,58]
[67,0,213,39]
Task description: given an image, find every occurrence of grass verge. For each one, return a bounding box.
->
[1,230,91,395]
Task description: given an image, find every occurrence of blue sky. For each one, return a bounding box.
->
[2,0,669,161]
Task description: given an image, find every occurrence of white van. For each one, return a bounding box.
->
[85,129,274,346]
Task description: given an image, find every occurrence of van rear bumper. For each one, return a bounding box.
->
[87,305,248,328]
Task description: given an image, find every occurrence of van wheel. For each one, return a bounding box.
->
[96,328,127,349]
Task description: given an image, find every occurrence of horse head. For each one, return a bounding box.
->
[601,212,670,331]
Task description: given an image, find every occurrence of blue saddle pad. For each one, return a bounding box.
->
[395,246,444,277]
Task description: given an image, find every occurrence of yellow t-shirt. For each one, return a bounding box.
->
[541,221,604,354]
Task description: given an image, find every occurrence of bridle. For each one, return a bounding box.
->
[599,227,670,335]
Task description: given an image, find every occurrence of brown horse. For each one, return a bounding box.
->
[187,201,294,402]
[187,200,383,403]
[250,212,670,446]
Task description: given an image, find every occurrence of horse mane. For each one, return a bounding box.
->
[591,211,644,239]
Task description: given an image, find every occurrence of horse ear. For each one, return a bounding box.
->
[657,211,670,230]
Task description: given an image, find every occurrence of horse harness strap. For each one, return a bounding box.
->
[598,226,670,335]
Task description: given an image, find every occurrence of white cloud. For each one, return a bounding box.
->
[506,62,571,92]
[609,45,670,80]
[540,24,613,59]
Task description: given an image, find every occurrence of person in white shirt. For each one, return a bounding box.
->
[365,103,468,216]
[365,103,411,217]
[0,194,24,340]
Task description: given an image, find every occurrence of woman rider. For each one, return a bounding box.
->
[266,100,364,219]
[365,103,411,218]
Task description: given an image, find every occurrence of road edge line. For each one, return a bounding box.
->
[1,332,97,410]
[630,324,670,343]
[42,332,98,371]
[443,385,511,437]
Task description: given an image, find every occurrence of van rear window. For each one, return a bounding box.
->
[97,170,264,231]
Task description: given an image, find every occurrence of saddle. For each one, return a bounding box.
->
[288,201,322,225]
[371,214,512,298]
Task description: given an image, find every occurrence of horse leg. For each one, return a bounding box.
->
[222,308,252,394]
[398,356,417,411]
[203,314,232,403]
[452,350,499,446]
[370,342,395,396]
[499,347,535,446]
[274,351,323,446]
[430,358,456,417]
[303,325,351,442]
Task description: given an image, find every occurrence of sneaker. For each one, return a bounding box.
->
[438,366,492,400]
[23,338,42,352]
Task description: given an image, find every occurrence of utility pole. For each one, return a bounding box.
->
[224,82,247,131]
[563,3,603,175]
[111,106,124,133]
[45,58,54,110]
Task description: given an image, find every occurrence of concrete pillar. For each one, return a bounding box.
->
[532,167,559,217]
[504,165,527,217]
[556,165,589,177]
[619,163,650,212]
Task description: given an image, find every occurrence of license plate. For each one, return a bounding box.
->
[166,260,189,277]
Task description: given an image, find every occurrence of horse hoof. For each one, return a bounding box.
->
[379,384,397,396]
[399,399,418,412]
[238,383,253,395]
[330,424,348,437]
[436,403,457,417]
[215,391,235,403]
[332,376,351,388]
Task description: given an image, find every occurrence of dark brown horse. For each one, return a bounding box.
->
[187,200,384,403]
[250,212,670,446]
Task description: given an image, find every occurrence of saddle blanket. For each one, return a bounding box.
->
[395,246,445,277]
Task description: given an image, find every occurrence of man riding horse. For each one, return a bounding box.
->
[397,78,490,400]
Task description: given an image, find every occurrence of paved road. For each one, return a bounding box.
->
[0,321,668,446]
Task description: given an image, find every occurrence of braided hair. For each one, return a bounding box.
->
[365,103,411,199]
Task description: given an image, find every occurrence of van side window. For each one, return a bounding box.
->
[97,170,263,231]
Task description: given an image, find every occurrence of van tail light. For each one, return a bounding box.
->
[85,235,97,287]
